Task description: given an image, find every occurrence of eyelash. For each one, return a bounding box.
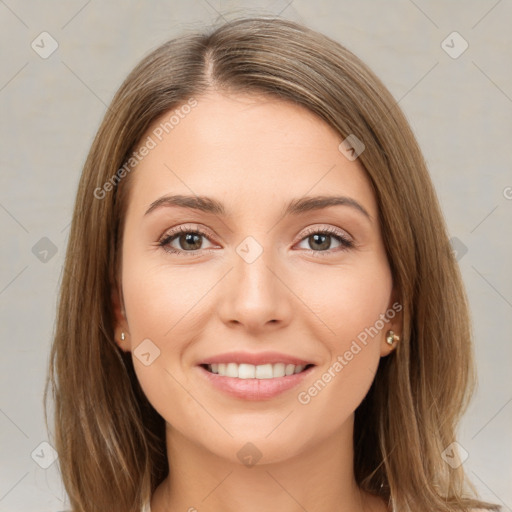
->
[158,224,354,258]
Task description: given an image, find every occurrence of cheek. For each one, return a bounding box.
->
[293,257,392,415]
[120,251,228,406]
[121,255,212,343]
[120,256,215,424]
[298,254,393,348]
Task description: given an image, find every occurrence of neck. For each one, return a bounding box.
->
[151,414,386,512]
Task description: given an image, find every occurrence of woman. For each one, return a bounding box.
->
[44,16,501,512]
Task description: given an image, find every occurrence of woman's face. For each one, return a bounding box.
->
[115,91,400,464]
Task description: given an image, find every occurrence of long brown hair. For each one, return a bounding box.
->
[44,16,501,512]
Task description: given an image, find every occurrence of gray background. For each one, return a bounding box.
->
[1,1,511,510]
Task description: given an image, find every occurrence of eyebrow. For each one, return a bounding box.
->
[144,194,372,221]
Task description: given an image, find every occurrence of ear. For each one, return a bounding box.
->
[379,287,403,357]
[112,283,130,352]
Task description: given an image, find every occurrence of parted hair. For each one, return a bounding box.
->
[44,16,501,512]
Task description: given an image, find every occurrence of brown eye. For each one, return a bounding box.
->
[158,226,216,256]
[171,232,203,251]
[296,227,354,254]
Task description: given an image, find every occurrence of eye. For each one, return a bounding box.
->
[158,225,216,256]
[295,226,354,255]
[157,224,354,257]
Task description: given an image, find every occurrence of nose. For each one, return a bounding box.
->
[216,242,294,334]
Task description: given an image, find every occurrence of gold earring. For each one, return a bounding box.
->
[385,330,399,346]
[121,332,126,341]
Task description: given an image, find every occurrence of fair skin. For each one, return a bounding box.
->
[114,91,401,512]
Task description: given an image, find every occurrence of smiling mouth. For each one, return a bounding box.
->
[200,362,315,379]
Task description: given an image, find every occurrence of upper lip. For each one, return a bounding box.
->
[198,351,315,366]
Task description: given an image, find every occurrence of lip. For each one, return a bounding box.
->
[197,351,315,366]
[196,363,316,401]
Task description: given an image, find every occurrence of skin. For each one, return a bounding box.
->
[113,91,401,512]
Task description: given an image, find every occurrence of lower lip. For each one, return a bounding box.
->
[197,365,315,400]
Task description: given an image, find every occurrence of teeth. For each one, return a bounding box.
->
[225,363,238,377]
[273,363,285,378]
[255,364,273,379]
[206,362,309,379]
[239,363,255,379]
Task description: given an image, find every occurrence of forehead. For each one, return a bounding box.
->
[126,91,377,220]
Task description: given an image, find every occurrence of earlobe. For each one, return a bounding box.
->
[380,330,400,357]
[380,289,403,357]
[112,287,130,351]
